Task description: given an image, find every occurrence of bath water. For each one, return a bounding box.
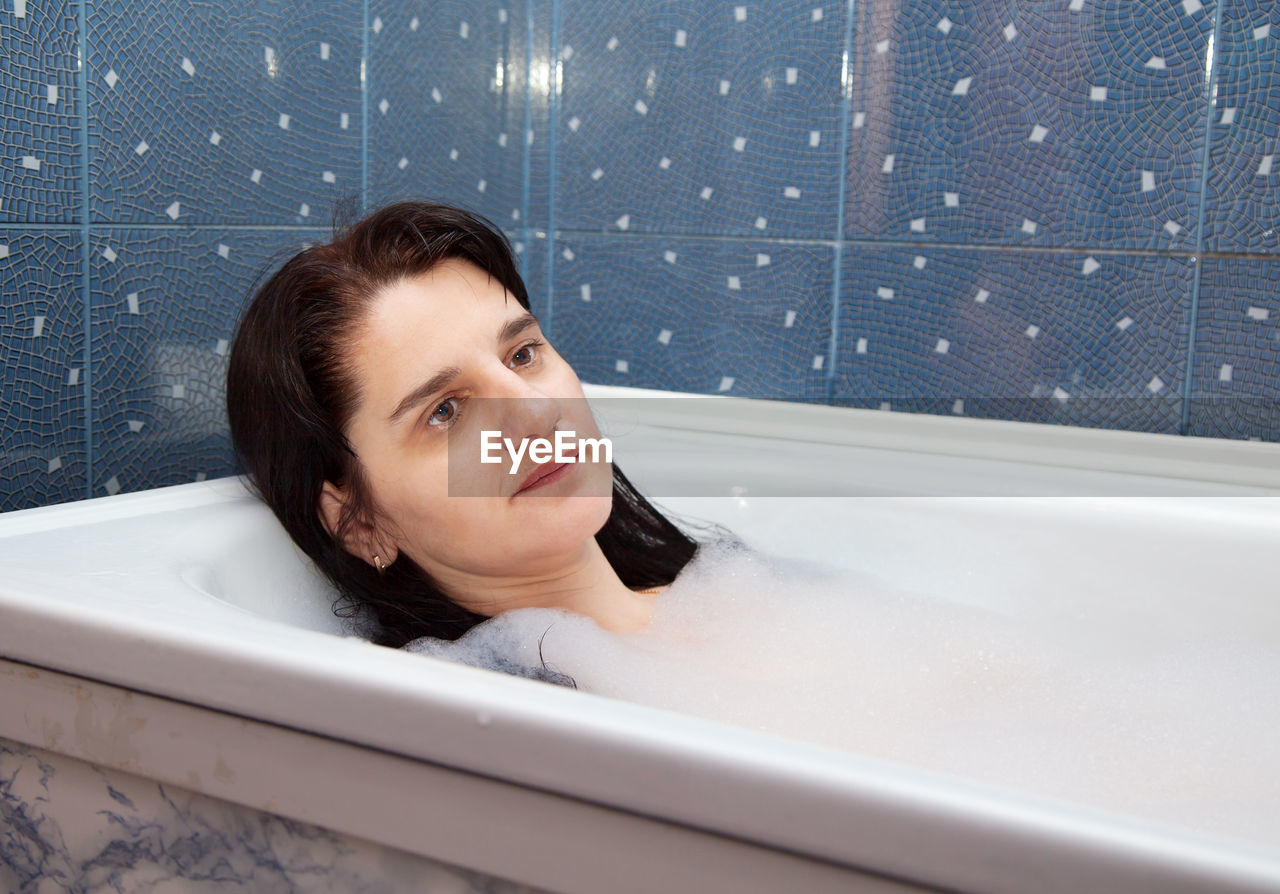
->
[406,539,1280,851]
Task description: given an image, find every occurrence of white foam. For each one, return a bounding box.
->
[407,540,1280,847]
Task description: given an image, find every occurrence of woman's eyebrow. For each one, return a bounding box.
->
[499,312,539,343]
[388,366,462,424]
[387,312,542,424]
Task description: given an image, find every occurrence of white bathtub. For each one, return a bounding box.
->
[2,385,1279,894]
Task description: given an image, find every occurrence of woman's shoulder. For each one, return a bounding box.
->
[402,610,584,687]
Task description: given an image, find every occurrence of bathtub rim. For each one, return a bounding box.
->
[579,384,1280,491]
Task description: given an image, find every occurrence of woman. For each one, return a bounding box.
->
[226,201,703,683]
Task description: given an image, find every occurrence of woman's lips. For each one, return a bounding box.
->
[515,459,574,495]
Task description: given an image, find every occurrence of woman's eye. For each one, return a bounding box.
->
[427,397,459,426]
[509,340,542,369]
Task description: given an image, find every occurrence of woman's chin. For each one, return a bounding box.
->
[522,496,613,553]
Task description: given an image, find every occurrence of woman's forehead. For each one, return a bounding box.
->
[349,262,526,408]
[379,259,505,307]
[363,261,507,335]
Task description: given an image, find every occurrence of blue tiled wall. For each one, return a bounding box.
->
[2,0,1278,511]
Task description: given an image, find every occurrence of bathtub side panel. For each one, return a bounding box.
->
[0,735,548,894]
[0,658,936,894]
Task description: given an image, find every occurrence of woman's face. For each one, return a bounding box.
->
[327,259,613,608]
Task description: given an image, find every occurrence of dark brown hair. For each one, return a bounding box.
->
[226,201,698,679]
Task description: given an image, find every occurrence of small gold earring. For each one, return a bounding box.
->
[373,554,386,575]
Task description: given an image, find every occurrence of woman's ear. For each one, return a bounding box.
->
[319,481,397,569]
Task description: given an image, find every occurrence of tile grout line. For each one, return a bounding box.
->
[1183,265,1204,437]
[524,226,1280,261]
[826,0,858,404]
[4,223,335,232]
[78,0,92,499]
[360,0,370,213]
[1180,0,1227,436]
[544,0,561,338]
[519,1,534,288]
[7,219,1273,260]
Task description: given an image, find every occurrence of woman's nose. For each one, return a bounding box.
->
[487,366,561,441]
